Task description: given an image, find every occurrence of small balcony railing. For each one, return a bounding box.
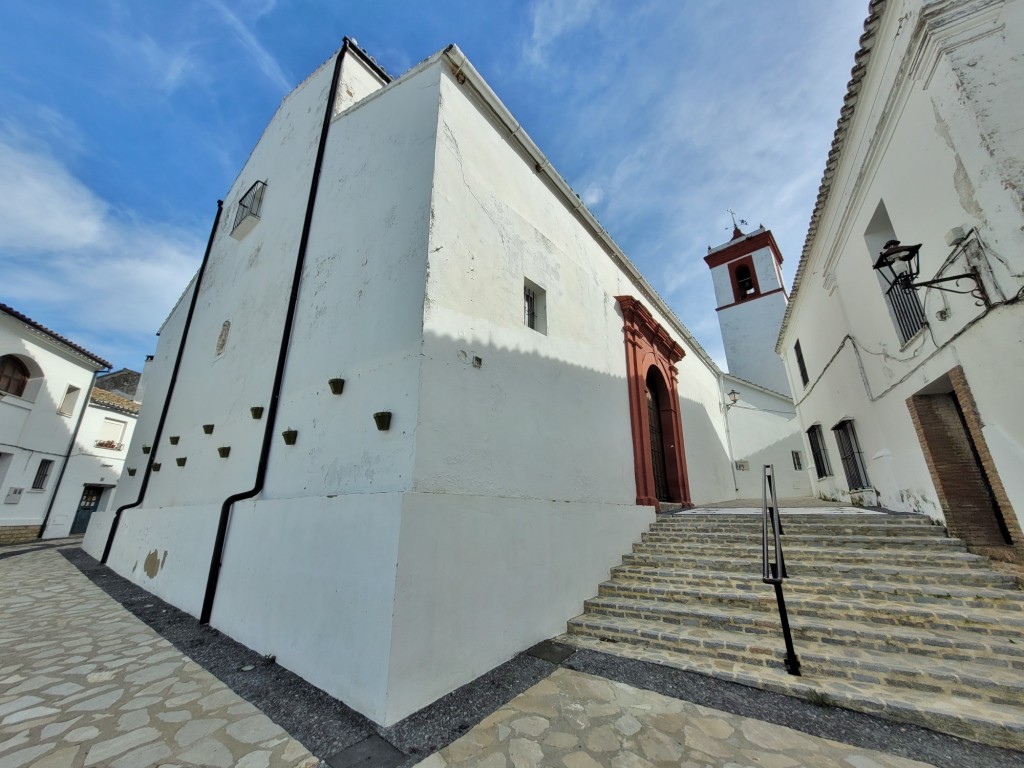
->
[231,180,267,239]
[94,439,124,451]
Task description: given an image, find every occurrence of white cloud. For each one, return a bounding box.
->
[0,137,107,251]
[207,0,291,92]
[1,127,204,366]
[524,0,602,67]
[581,183,604,207]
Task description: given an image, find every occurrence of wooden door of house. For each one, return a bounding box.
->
[71,486,102,535]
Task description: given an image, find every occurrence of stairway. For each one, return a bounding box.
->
[562,510,1024,749]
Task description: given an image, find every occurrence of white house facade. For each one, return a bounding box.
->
[1,303,111,544]
[777,0,1024,560]
[83,40,808,726]
[42,386,139,539]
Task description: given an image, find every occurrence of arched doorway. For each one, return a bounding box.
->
[646,368,671,502]
[616,295,692,510]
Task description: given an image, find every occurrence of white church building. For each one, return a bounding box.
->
[84,40,806,725]
[777,0,1024,561]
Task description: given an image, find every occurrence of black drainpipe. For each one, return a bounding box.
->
[200,44,347,625]
[39,368,102,538]
[101,200,224,564]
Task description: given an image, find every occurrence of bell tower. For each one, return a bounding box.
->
[704,220,791,396]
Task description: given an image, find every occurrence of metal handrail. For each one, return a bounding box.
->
[762,464,801,675]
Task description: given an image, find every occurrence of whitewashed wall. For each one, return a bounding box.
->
[724,377,811,499]
[780,0,1024,521]
[418,66,734,505]
[718,293,791,397]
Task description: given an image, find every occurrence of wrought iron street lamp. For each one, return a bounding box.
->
[727,389,740,408]
[872,239,989,305]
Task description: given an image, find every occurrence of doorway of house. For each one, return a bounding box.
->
[71,486,102,535]
[646,374,670,502]
[910,389,1012,548]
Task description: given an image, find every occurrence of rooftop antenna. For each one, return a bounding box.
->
[727,208,748,239]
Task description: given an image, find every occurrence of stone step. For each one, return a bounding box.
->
[566,613,1024,706]
[597,579,1024,630]
[610,562,1017,589]
[559,632,1024,751]
[626,547,988,570]
[581,596,1024,667]
[640,532,961,548]
[664,512,931,523]
[652,519,942,536]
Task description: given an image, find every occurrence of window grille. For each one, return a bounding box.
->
[523,279,547,334]
[794,341,809,387]
[791,450,803,471]
[833,420,870,489]
[231,180,267,237]
[33,459,53,490]
[885,281,926,343]
[806,425,832,479]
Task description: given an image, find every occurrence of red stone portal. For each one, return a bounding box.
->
[616,296,692,510]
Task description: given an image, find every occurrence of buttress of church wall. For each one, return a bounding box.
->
[417,67,735,506]
[264,63,442,500]
[138,60,337,515]
[83,279,192,558]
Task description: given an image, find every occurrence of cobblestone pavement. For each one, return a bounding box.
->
[412,668,936,768]
[0,544,318,768]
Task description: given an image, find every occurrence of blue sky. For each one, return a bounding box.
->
[0,1,867,370]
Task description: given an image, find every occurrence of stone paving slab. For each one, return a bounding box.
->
[0,546,318,768]
[412,668,936,768]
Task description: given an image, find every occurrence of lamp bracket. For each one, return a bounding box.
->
[900,267,989,307]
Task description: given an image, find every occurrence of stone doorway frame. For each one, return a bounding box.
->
[616,296,692,510]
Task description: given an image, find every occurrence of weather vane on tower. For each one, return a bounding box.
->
[727,208,748,238]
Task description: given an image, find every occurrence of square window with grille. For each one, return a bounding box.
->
[806,425,832,479]
[523,278,547,334]
[791,450,803,471]
[33,459,54,490]
[231,180,267,239]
